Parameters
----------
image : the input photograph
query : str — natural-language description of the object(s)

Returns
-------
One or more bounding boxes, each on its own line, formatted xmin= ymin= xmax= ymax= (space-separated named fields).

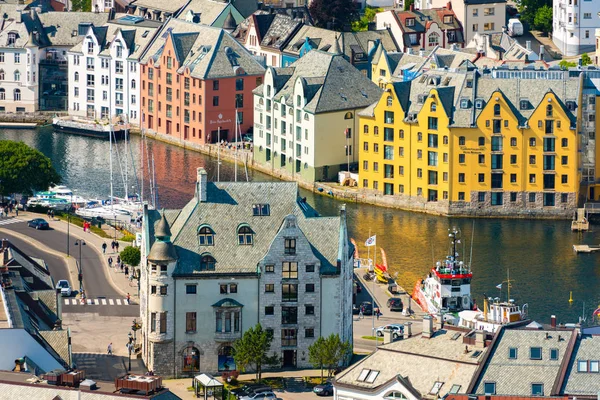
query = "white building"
xmin=416 ymin=0 xmax=506 ymax=44
xmin=67 ymin=15 xmax=161 ymax=125
xmin=553 ymin=0 xmax=599 ymax=56
xmin=139 ymin=168 xmax=354 ymax=377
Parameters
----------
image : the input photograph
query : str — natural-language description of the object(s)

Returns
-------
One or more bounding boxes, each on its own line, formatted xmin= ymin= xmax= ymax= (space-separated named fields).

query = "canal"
xmin=2 ymin=126 xmax=599 ymax=324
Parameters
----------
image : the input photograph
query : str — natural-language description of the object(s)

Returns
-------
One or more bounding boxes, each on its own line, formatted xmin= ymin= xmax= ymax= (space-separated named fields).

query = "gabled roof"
xmin=0 ymin=5 xmax=51 ymax=48
xmin=393 ymin=7 xmax=462 ymax=34
xmin=128 ymin=0 xmax=189 ymax=14
xmin=38 ymin=12 xmax=110 ymax=46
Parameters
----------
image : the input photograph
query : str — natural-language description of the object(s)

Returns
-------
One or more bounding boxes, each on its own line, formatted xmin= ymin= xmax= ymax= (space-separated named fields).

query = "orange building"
xmin=140 ymin=19 xmax=265 ymax=143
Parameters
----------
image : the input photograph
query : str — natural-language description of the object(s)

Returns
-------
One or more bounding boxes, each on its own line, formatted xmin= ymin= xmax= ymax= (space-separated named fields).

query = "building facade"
xmin=67 ymin=16 xmax=161 ymax=125
xmin=139 ymin=168 xmax=353 ymax=377
xmin=359 ymin=68 xmax=581 ymax=217
xmin=553 ymin=0 xmax=600 ymax=56
xmin=140 ymin=19 xmax=265 ymax=143
xmin=253 ymin=49 xmax=382 ymax=183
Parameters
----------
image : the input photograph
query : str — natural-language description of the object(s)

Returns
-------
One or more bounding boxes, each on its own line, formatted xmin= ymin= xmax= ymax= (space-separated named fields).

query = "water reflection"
xmin=1 ymin=127 xmax=598 ymax=323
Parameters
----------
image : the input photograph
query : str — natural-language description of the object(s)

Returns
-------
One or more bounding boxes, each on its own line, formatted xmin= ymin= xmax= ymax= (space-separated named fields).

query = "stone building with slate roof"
xmin=139 ymin=168 xmax=354 ymax=377
xmin=253 ymin=49 xmax=382 ymax=183
xmin=67 ymin=14 xmax=162 ymax=126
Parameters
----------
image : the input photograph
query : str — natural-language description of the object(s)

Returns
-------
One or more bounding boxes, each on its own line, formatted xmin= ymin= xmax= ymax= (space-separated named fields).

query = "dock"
xmin=573 ymin=244 xmax=600 ymax=253
xmin=571 ymin=208 xmax=589 ymax=232
xmin=0 ymin=122 xmax=37 ymax=129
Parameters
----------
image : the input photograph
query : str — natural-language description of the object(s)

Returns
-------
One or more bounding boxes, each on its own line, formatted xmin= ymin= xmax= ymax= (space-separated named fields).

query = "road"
xmin=3 ymin=219 xmax=138 ymax=317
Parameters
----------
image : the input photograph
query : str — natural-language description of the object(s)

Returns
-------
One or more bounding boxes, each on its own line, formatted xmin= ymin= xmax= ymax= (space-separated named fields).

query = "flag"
xmin=365 ymin=235 xmax=376 ymax=247
xmin=593 ymin=306 xmax=600 ymax=317
xmin=496 ymin=283 xmax=502 ymax=289
xmin=345 ymin=128 xmax=350 ymax=138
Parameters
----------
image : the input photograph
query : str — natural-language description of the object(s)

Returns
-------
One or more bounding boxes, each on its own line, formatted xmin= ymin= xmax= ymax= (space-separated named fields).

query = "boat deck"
xmin=573 ymin=244 xmax=600 ymax=253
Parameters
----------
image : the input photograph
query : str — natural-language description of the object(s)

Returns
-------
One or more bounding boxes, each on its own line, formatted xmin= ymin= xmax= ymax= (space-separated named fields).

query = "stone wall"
xmin=150 ymin=341 xmax=174 ymax=377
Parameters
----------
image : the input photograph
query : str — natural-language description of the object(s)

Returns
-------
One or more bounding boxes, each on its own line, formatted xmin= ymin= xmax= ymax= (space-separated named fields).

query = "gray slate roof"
xmin=562 ymin=334 xmax=600 ymax=396
xmin=146 ymin=180 xmax=346 ymax=277
xmin=38 ymin=12 xmax=110 ymax=46
xmin=141 ymin=18 xmax=265 ymax=79
xmin=128 ymin=0 xmax=190 ymax=13
xmin=255 ymin=50 xmax=383 ymax=114
xmin=0 ymin=5 xmax=50 ymax=48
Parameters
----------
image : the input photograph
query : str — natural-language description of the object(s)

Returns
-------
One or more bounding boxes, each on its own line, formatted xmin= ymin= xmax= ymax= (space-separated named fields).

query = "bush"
xmin=121 ymin=234 xmax=136 ymax=243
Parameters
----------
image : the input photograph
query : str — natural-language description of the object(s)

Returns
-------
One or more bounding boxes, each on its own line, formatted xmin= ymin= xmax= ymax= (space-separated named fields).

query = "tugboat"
xmin=412 ymin=228 xmax=473 ymax=315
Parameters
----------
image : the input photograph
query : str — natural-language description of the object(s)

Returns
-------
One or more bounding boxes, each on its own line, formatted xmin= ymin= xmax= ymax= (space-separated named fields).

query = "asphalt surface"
xmin=3 ymin=220 xmax=139 ymax=317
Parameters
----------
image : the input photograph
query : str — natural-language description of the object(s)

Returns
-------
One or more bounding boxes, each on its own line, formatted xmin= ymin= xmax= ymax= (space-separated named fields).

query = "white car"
xmin=239 ymin=391 xmax=277 ymax=400
xmin=375 ymin=324 xmax=404 ymax=338
xmin=56 ymin=280 xmax=72 ymax=297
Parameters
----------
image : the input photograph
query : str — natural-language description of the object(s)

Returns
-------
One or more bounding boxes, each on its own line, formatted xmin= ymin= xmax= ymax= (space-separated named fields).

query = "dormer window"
xmin=405 ymin=18 xmax=415 ymax=27
xmin=237 ymin=224 xmax=253 ymax=245
xmin=198 ymin=225 xmax=215 ymax=246
xmin=430 ymin=102 xmax=437 ymax=112
xmin=7 ymin=32 xmax=16 ymax=46
xmin=200 ymin=254 xmax=216 ymax=271
xmin=520 ymin=99 xmax=529 ymax=110
xmin=284 ymin=238 xmax=296 ymax=255
xmin=443 ymin=15 xmax=453 ymax=24
xmin=494 ymin=104 xmax=501 ymax=116
xmin=530 ymin=347 xmax=542 ymax=360
xmin=546 ymin=104 xmax=553 ymax=117
xmin=460 ymin=99 xmax=469 ymax=109
xmin=475 ymin=99 xmax=484 ymax=109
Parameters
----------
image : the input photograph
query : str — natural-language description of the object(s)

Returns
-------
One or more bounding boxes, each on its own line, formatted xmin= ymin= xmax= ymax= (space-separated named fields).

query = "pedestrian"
xmin=102 ymin=242 xmax=107 ymax=254
xmin=51 ymin=210 xmax=55 ymax=219
xmin=108 ymin=256 xmax=113 ymax=268
xmin=8 ymin=203 xmax=12 ymax=213
xmin=126 ymin=293 xmax=131 ymax=304
xmin=115 ymin=241 xmax=119 ymax=252
xmin=359 ymin=306 xmax=364 ymax=320
xmin=15 ymin=207 xmax=18 ymax=217
xmin=117 ymin=255 xmax=121 ymax=264
xmin=120 ymin=262 xmax=124 ymax=272
xmin=124 ymin=265 xmax=129 ymax=276
xmin=107 ymin=343 xmax=113 ymax=355
xmin=111 ymin=241 xmax=116 ymax=252
xmin=46 ymin=209 xmax=51 ymax=219
xmin=376 ymin=307 xmax=381 ymax=320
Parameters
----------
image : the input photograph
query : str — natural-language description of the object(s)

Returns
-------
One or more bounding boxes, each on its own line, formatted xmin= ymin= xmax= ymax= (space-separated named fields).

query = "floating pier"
xmin=573 ymin=244 xmax=600 ymax=253
xmin=571 ymin=208 xmax=589 ymax=232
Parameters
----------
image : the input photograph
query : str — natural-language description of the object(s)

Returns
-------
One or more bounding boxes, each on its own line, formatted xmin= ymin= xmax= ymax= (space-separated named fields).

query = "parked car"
xmin=231 ymin=385 xmax=272 ymax=399
xmin=375 ymin=323 xmax=404 ymax=338
xmin=386 ymin=297 xmax=403 ymax=312
xmin=508 ymin=18 xmax=524 ymax=37
xmin=56 ymin=280 xmax=72 ymax=297
xmin=313 ymin=381 xmax=333 ymax=396
xmin=239 ymin=391 xmax=277 ymax=400
xmin=28 ymin=218 xmax=49 ymax=230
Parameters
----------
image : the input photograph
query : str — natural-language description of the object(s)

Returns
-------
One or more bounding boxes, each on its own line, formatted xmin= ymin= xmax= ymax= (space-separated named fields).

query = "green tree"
xmin=308 ymin=334 xmax=352 ymax=381
xmin=120 ymin=246 xmax=141 ymax=266
xmin=533 ymin=5 xmax=552 ymax=34
xmin=309 ymin=0 xmax=357 ymax=31
xmin=404 ymin=0 xmax=414 ymax=11
xmin=519 ymin=0 xmax=550 ymax=26
xmin=233 ymin=324 xmax=279 ymax=381
xmin=351 ymin=7 xmax=383 ymax=32
xmin=0 ymin=140 xmax=60 ymax=196
xmin=581 ymin=53 xmax=592 ymax=66
xmin=559 ymin=60 xmax=577 ymax=70
xmin=70 ymin=0 xmax=91 ymax=11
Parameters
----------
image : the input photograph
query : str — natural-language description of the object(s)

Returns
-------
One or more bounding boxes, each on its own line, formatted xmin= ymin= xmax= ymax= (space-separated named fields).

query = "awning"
xmin=194 ymin=373 xmax=223 ymax=388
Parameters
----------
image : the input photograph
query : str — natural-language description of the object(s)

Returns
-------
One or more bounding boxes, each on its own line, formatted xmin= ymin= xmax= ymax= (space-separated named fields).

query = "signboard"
xmin=136 ymin=232 xmax=142 ymax=247
xmin=208 ymin=113 xmax=232 ymax=126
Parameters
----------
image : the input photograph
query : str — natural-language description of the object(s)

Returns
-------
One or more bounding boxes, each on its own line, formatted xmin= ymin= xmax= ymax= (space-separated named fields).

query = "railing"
xmin=584 ymin=203 xmax=600 ymax=213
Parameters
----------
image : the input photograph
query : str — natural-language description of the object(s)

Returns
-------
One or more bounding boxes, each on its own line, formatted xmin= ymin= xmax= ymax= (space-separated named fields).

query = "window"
xmin=159 ymin=285 xmax=167 ymax=295
xmin=229 ymin=283 xmax=237 ymax=294
xmin=562 ymin=156 xmax=568 ymax=165
xmin=511 ymin=137 xmax=517 ymax=146
xmin=265 ymin=264 xmax=274 ymax=273
xmin=159 ymin=312 xmax=167 ymax=333
xmin=213 ymin=80 xmax=219 ymax=90
xmin=479 ymin=154 xmax=485 ymax=164
xmin=220 ymin=284 xmax=228 ymax=294
xmin=531 ymin=384 xmax=544 ymax=396
xmin=530 ymin=155 xmax=536 ymax=165
xmin=484 ymin=382 xmax=496 ymax=395
xmin=509 ymin=348 xmax=518 ymax=359
xmin=306 ymin=283 xmax=315 ymax=292
xmin=282 ymin=284 xmax=298 ymax=301
xmin=530 ymin=347 xmax=542 ymax=360
xmin=186 ymin=285 xmax=197 ymax=294
xmin=253 ymin=204 xmax=270 ymax=216
xmin=511 ymin=174 xmax=517 ymax=183
xmin=235 ymin=78 xmax=244 ymax=91
xmin=13 ymin=88 xmax=20 ymax=101
xmin=282 ymin=328 xmax=297 ymax=346
xmin=562 ymin=138 xmax=568 ymax=147
xmin=198 ymin=226 xmax=215 ymax=245
xmin=511 ymin=155 xmax=517 ymax=164
xmin=529 ymin=193 xmax=536 ymax=202
xmin=484 ymin=22 xmax=495 ymax=31
xmin=150 ymin=312 xmax=156 ymax=332
xmin=478 ymin=174 xmax=485 ymax=183
xmin=550 ymin=349 xmax=559 ymax=360
xmin=283 ymin=262 xmax=298 ymax=279
xmin=305 ymin=328 xmax=314 ymax=338
xmin=284 ymin=238 xmax=296 ymax=254
xmin=265 ymin=306 xmax=274 ymax=315
xmin=213 ymin=96 xmax=219 ymax=106
xmin=578 ymin=360 xmax=588 ymax=372
xmin=238 ymin=225 xmax=253 ymax=245
xmin=459 ymin=154 xmax=465 ymax=163
xmin=428 ymin=117 xmax=438 ymax=130
xmin=459 ymin=136 xmax=465 ymax=145
xmin=591 ymin=361 xmax=600 ymax=372
xmin=305 ymin=305 xmax=315 ymax=315
xmin=265 ymin=284 xmax=274 ymax=293
xmin=186 ymin=312 xmax=196 ymax=332
xmin=458 ymin=173 xmax=465 ymax=183
xmin=530 ymin=138 xmax=536 ymax=147
xmin=200 ymin=255 xmax=216 ymax=271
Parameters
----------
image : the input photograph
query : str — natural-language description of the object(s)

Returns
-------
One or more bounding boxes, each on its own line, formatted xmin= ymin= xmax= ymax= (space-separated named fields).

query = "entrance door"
xmin=283 ymin=350 xmax=296 ymax=367
xmin=591 ymin=187 xmax=595 ymax=200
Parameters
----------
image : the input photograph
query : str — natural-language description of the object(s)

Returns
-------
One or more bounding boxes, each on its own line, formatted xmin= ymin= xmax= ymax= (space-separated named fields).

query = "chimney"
xmin=539 ymin=45 xmax=545 ymax=57
xmin=451 ymin=43 xmax=458 ymax=51
xmin=16 ymin=9 xmax=22 ymax=23
xmin=29 ymin=8 xmax=35 ymax=19
xmin=551 ymin=315 xmax=556 ymax=328
xmin=406 ymin=47 xmax=413 ymax=55
xmin=56 ymin=288 xmax=62 ymax=325
xmin=197 ymin=167 xmax=207 ymax=202
xmin=475 ymin=330 xmax=485 ymax=348
xmin=419 ymin=48 xmax=425 ymax=57
xmin=526 ymin=40 xmax=531 ymax=51
xmin=409 ymin=3 xmax=414 ymax=11
xmin=383 ymin=328 xmax=394 ymax=344
xmin=422 ymin=315 xmax=433 ymax=339
xmin=446 ymin=1 xmax=452 ymax=10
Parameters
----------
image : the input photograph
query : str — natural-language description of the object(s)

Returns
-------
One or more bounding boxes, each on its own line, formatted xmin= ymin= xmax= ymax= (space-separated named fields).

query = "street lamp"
xmin=67 ymin=189 xmax=77 ymax=258
xmin=74 ymin=239 xmax=85 ymax=294
xmin=127 ymin=332 xmax=133 ymax=372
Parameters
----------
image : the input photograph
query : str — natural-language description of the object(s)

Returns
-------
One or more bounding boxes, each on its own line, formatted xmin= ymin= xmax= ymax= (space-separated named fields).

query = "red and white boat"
xmin=412 ymin=228 xmax=473 ymax=316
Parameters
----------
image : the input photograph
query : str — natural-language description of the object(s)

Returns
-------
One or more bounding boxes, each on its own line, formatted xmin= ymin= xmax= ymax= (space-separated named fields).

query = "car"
xmin=242 ymin=134 xmax=253 ymax=143
xmin=375 ymin=323 xmax=404 ymax=339
xmin=238 ymin=391 xmax=276 ymax=400
xmin=28 ymin=218 xmax=49 ymax=230
xmin=387 ymin=297 xmax=403 ymax=312
xmin=231 ymin=385 xmax=272 ymax=399
xmin=313 ymin=381 xmax=333 ymax=396
xmin=56 ymin=280 xmax=72 ymax=297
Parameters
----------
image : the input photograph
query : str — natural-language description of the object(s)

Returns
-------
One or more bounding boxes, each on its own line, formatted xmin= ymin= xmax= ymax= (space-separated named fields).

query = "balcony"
xmin=214 ymin=330 xmax=242 ymax=342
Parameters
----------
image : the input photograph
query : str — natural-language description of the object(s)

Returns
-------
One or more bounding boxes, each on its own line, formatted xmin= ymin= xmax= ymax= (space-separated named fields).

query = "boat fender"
xmin=462 ymin=295 xmax=470 ymax=309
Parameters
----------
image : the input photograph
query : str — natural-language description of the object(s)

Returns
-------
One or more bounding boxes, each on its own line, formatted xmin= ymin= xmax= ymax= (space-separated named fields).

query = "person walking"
xmin=117 ymin=255 xmax=121 ymax=265
xmin=102 ymin=242 xmax=107 ymax=254
xmin=126 ymin=293 xmax=131 ymax=305
xmin=115 ymin=241 xmax=119 ymax=252
xmin=376 ymin=307 xmax=381 ymax=320
xmin=359 ymin=305 xmax=364 ymax=320
xmin=120 ymin=262 xmax=124 ymax=272
xmin=111 ymin=241 xmax=116 ymax=252
xmin=108 ymin=256 xmax=113 ymax=268
xmin=107 ymin=343 xmax=113 ymax=356
xmin=124 ymin=265 xmax=129 ymax=276
xmin=15 ymin=207 xmax=18 ymax=217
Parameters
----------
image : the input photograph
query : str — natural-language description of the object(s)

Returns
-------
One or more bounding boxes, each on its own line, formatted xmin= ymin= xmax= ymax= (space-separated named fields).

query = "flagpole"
xmin=367 ymin=229 xmax=371 ymax=271
xmin=372 ymin=235 xmax=377 ymax=339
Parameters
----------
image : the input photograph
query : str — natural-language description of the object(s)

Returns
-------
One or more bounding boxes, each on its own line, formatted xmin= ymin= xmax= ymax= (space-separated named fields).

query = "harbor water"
xmin=2 ymin=126 xmax=599 ymax=324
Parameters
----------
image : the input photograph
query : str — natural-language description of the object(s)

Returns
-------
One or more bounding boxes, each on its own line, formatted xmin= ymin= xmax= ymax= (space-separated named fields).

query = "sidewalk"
xmin=18 ymin=211 xmax=138 ymax=300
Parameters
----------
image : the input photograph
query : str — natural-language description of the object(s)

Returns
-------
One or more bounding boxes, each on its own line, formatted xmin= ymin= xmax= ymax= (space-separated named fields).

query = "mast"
xmin=152 ymin=153 xmax=158 ymax=209
xmin=234 ymin=111 xmax=238 ymax=182
xmin=140 ymin=113 xmax=144 ymax=204
xmin=110 ymin=124 xmax=114 ymax=212
xmin=217 ymin=126 xmax=221 ymax=182
xmin=507 ymin=270 xmax=511 ymax=303
xmin=125 ymin=120 xmax=128 ymax=203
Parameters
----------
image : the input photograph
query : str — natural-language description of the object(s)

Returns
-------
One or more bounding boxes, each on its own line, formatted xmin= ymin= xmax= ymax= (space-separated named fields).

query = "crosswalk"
xmin=63 ymin=298 xmax=133 ymax=306
xmin=0 ymin=217 xmax=24 ymax=226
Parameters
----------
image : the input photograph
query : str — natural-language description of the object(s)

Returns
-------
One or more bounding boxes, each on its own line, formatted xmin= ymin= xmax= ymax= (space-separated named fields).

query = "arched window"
xmin=198 ymin=225 xmax=214 ymax=246
xmin=0 ymin=88 xmax=5 ymax=100
xmin=363 ymin=125 xmax=369 ymax=134
xmin=430 ymin=102 xmax=437 ymax=112
xmin=386 ymin=96 xmax=392 ymax=107
xmin=237 ymin=224 xmax=253 ymax=245
xmin=200 ymin=255 xmax=216 ymax=271
xmin=374 ymin=126 xmax=379 ymax=136
xmin=182 ymin=346 xmax=200 ymax=372
xmin=13 ymin=88 xmax=20 ymax=101
xmin=0 ymin=70 xmax=4 ymax=80
xmin=384 ymin=391 xmax=407 ymax=399
xmin=131 ymin=79 xmax=136 ymax=89
xmin=344 ymin=111 xmax=353 ymax=119
xmin=14 ymin=70 xmax=20 ymax=81
xmin=74 ymin=71 xmax=79 ymax=82
xmin=546 ymin=104 xmax=553 ymax=117
xmin=494 ymin=103 xmax=501 ymax=116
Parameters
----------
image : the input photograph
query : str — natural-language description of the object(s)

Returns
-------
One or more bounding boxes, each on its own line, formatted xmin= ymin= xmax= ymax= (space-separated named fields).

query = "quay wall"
xmin=132 ymin=130 xmax=576 ymax=220
xmin=0 ymin=111 xmax=67 ymax=125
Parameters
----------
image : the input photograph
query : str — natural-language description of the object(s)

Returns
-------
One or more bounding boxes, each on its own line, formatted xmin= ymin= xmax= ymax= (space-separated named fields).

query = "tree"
xmin=581 ymin=53 xmax=592 ymax=66
xmin=309 ymin=0 xmax=357 ymax=31
xmin=308 ymin=334 xmax=352 ymax=381
xmin=70 ymin=0 xmax=91 ymax=11
xmin=233 ymin=324 xmax=279 ymax=381
xmin=351 ymin=7 xmax=383 ymax=32
xmin=120 ymin=246 xmax=141 ymax=267
xmin=532 ymin=5 xmax=552 ymax=34
xmin=0 ymin=140 xmax=60 ymax=196
xmin=519 ymin=0 xmax=551 ymax=26
xmin=404 ymin=0 xmax=414 ymax=11
xmin=559 ymin=60 xmax=577 ymax=70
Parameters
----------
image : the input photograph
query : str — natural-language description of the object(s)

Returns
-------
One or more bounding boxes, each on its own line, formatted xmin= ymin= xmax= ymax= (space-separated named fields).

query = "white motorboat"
xmin=49 ymin=186 xmax=89 ymax=206
xmin=26 ymin=197 xmax=70 ymax=211
xmin=75 ymin=205 xmax=132 ymax=223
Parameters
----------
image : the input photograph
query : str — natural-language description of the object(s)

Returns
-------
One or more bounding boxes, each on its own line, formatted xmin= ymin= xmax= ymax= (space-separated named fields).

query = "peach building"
xmin=140 ymin=19 xmax=265 ymax=144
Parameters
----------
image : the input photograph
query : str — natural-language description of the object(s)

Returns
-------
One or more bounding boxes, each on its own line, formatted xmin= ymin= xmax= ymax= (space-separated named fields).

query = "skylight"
xmin=365 ymin=370 xmax=380 ymax=384
xmin=357 ymin=369 xmax=370 ymax=382
xmin=429 ymin=381 xmax=444 ymax=395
